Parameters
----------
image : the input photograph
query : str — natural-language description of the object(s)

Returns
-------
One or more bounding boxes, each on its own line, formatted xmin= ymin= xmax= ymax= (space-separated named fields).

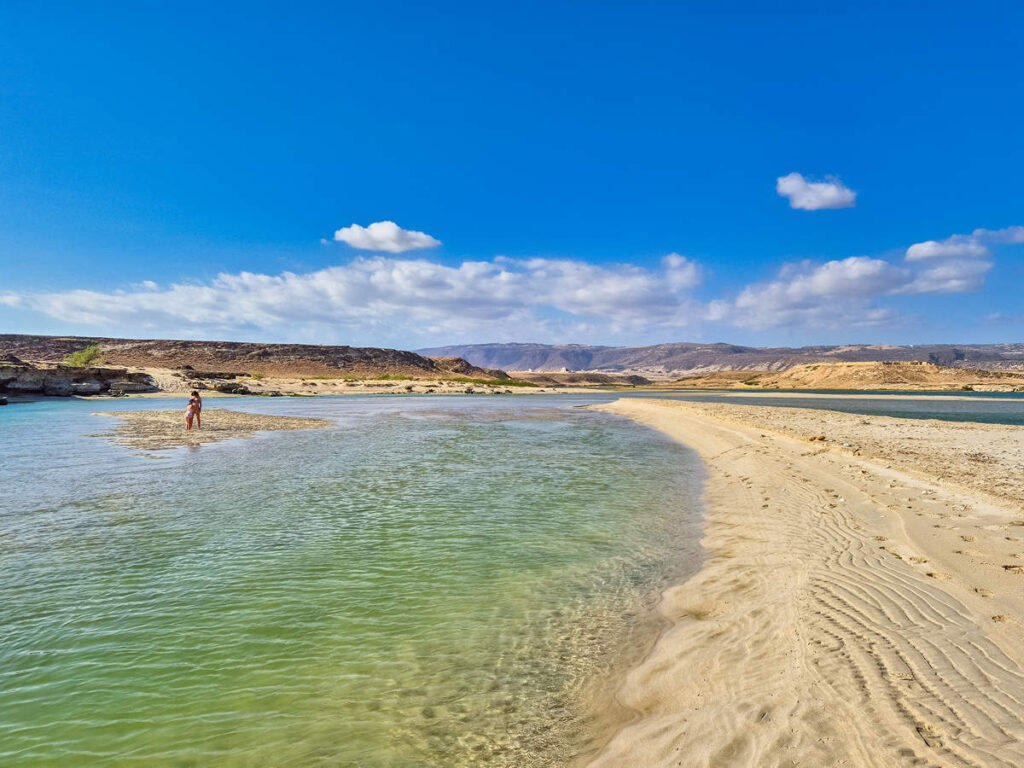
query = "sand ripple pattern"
xmin=589 ymin=400 xmax=1024 ymax=768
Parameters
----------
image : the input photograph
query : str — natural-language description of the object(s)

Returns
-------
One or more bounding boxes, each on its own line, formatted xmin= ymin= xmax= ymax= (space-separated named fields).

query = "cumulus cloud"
xmin=979 ymin=225 xmax=1024 ymax=244
xmin=905 ymin=259 xmax=992 ymax=294
xmin=707 ymin=224 xmax=1020 ymax=329
xmin=662 ymin=253 xmax=702 ymax=291
xmin=898 ymin=225 xmax=1024 ymax=293
xmin=708 ymin=257 xmax=907 ymax=329
xmin=6 ymin=222 xmax=1019 ymax=341
xmin=333 ymin=221 xmax=441 ymax=253
xmin=6 ymin=254 xmax=703 ymax=344
xmin=905 ymin=225 xmax=1024 ymax=261
xmin=906 ymin=236 xmax=988 ymax=261
xmin=776 ymin=172 xmax=857 ymax=210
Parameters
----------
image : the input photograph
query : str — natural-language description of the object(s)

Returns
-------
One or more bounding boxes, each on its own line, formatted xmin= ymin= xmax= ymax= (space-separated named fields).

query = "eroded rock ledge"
xmin=0 ymin=355 xmax=156 ymax=396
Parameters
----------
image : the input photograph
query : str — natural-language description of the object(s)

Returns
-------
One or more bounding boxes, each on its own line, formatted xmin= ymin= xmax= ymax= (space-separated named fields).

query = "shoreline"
xmin=584 ymin=399 xmax=1024 ymax=768
xmin=637 ymin=388 xmax=1024 ymax=402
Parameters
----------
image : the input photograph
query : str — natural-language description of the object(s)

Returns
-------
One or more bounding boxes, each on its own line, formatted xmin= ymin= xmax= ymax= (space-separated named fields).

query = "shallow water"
xmin=0 ymin=395 xmax=702 ymax=767
xmin=632 ymin=389 xmax=1024 ymax=426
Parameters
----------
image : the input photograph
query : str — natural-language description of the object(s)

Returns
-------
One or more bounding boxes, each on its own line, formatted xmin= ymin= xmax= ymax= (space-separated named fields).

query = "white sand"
xmin=584 ymin=399 xmax=1024 ymax=768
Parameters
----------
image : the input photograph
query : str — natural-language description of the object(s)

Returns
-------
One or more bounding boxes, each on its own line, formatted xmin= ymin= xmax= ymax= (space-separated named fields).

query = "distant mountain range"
xmin=416 ymin=342 xmax=1024 ymax=375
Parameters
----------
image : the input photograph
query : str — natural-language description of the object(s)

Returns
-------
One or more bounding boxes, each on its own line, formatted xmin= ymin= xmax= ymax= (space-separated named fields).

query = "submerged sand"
xmin=94 ymin=408 xmax=332 ymax=451
xmin=585 ymin=399 xmax=1024 ymax=768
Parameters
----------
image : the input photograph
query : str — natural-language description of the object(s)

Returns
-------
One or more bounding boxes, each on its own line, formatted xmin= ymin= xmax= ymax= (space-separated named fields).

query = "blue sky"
xmin=1 ymin=1 xmax=1022 ymax=348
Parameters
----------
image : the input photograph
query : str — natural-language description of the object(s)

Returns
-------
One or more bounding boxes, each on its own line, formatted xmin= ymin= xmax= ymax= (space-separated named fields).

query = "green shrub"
xmin=62 ymin=344 xmax=102 ymax=367
xmin=448 ymin=377 xmax=538 ymax=387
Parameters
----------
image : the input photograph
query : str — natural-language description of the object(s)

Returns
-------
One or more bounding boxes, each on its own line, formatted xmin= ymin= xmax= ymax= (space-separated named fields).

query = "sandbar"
xmin=94 ymin=408 xmax=332 ymax=451
xmin=585 ymin=398 xmax=1024 ymax=768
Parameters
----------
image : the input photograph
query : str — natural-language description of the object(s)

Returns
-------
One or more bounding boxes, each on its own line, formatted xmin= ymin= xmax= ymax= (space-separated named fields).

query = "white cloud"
xmin=905 ymin=236 xmax=989 ymax=261
xmin=662 ymin=253 xmax=702 ymax=291
xmin=6 ymin=222 xmax=1019 ymax=341
xmin=6 ymin=254 xmax=702 ymax=345
xmin=706 ymin=221 xmax=1022 ymax=329
xmin=974 ymin=225 xmax=1024 ymax=244
xmin=709 ymin=257 xmax=907 ymax=329
xmin=906 ymin=225 xmax=1024 ymax=261
xmin=333 ymin=221 xmax=441 ymax=253
xmin=905 ymin=259 xmax=992 ymax=294
xmin=776 ymin=172 xmax=857 ymax=210
xmin=899 ymin=226 xmax=1023 ymax=293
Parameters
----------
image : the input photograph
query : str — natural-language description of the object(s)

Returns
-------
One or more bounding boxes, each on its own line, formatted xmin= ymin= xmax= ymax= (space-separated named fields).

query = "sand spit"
xmin=657 ymin=399 xmax=1024 ymax=509
xmin=585 ymin=399 xmax=1024 ymax=768
xmin=674 ymin=361 xmax=1024 ymax=391
xmin=664 ymin=390 xmax=1019 ymax=403
xmin=94 ymin=408 xmax=332 ymax=451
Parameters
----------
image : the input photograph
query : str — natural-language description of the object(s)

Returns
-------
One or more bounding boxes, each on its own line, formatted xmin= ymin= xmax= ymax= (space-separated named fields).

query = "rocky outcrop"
xmin=427 ymin=356 xmax=511 ymax=380
xmin=0 ymin=335 xmax=511 ymax=381
xmin=0 ymin=360 xmax=157 ymax=397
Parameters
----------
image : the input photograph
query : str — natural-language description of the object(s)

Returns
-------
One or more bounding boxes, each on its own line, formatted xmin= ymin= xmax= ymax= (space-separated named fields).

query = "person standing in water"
xmin=185 ymin=390 xmax=202 ymax=430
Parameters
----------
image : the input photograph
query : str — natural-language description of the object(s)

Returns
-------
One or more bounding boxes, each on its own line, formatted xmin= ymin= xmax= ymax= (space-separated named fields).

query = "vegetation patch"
xmin=448 ymin=376 xmax=537 ymax=387
xmin=62 ymin=344 xmax=102 ymax=367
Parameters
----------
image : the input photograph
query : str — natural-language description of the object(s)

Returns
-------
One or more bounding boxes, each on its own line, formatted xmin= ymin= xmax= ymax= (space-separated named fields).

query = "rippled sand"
xmin=587 ymin=399 xmax=1024 ymax=768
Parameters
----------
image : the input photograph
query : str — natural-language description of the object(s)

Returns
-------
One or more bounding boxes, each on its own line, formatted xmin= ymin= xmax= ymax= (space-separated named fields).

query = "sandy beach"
xmin=586 ymin=398 xmax=1024 ymax=768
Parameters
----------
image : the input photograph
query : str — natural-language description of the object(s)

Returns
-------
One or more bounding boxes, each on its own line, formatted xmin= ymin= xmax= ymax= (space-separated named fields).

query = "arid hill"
xmin=674 ymin=361 xmax=1024 ymax=391
xmin=511 ymin=371 xmax=651 ymax=386
xmin=418 ymin=341 xmax=1024 ymax=375
xmin=0 ymin=334 xmax=510 ymax=380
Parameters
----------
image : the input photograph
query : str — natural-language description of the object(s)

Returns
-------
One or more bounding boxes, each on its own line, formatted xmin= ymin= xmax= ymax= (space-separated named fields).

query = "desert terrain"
xmin=672 ymin=361 xmax=1024 ymax=391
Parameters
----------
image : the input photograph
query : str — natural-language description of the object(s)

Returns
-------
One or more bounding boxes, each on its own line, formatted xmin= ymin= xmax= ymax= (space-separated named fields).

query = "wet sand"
xmin=94 ymin=408 xmax=332 ymax=451
xmin=586 ymin=398 xmax=1024 ymax=768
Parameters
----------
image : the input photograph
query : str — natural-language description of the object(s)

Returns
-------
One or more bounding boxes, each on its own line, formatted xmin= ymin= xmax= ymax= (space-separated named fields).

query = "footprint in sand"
xmin=1001 ymin=565 xmax=1024 ymax=575
xmin=961 ymin=535 xmax=976 ymax=542
xmin=974 ymin=587 xmax=995 ymax=598
xmin=927 ymin=572 xmax=952 ymax=580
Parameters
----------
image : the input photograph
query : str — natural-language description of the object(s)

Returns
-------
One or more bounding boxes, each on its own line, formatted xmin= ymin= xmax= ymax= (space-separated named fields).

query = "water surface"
xmin=0 ymin=395 xmax=702 ymax=767
xmin=632 ymin=389 xmax=1024 ymax=426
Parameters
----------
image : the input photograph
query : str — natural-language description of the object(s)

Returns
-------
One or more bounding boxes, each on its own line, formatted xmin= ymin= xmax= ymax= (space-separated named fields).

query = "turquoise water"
xmin=0 ymin=396 xmax=702 ymax=767
xmin=634 ymin=390 xmax=1024 ymax=426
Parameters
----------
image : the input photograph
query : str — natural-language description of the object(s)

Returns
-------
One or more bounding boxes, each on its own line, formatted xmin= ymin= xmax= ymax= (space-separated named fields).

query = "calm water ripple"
xmin=1 ymin=395 xmax=702 ymax=767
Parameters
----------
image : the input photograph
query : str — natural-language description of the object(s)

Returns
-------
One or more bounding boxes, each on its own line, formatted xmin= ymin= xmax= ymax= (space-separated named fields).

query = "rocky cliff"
xmin=0 ymin=355 xmax=157 ymax=396
xmin=0 ymin=335 xmax=510 ymax=381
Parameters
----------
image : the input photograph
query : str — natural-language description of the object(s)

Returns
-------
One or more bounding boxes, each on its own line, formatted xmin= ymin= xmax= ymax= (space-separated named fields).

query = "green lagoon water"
xmin=0 ymin=395 xmax=702 ymax=767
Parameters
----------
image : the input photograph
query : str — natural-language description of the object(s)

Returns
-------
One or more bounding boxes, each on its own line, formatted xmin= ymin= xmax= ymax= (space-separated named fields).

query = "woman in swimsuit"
xmin=185 ymin=390 xmax=202 ymax=430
